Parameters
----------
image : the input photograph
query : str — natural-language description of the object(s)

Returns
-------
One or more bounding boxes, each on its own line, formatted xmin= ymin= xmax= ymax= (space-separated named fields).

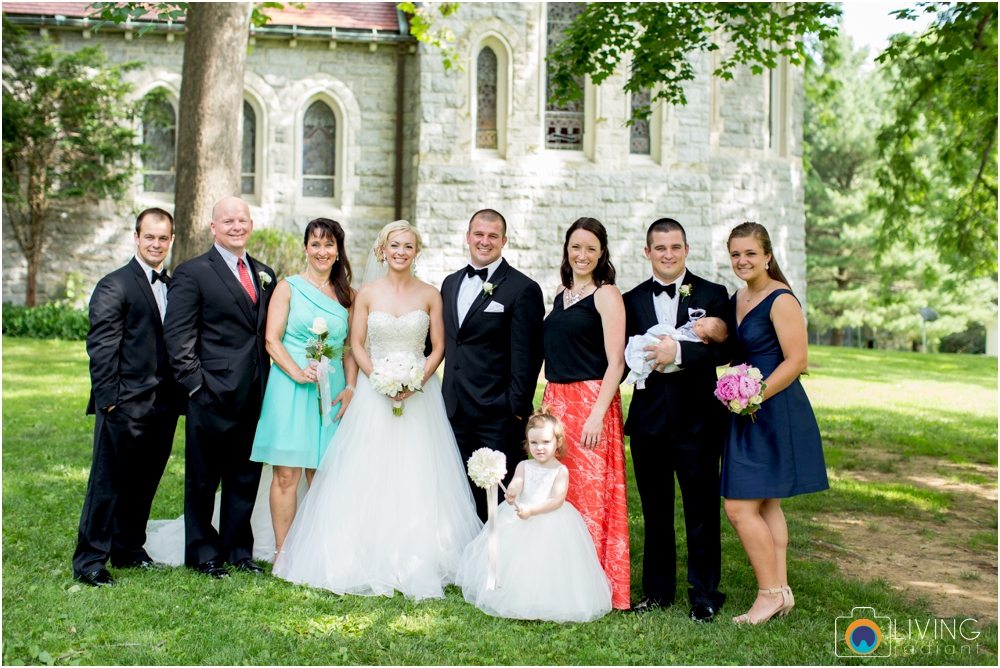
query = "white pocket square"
xmin=485 ymin=301 xmax=505 ymax=313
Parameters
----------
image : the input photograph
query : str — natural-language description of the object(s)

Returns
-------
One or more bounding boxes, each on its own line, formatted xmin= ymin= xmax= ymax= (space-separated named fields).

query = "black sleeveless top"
xmin=543 ymin=291 xmax=608 ymax=383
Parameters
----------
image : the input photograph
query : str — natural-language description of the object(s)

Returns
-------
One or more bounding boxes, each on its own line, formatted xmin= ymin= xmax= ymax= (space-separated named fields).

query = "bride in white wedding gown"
xmin=271 ymin=221 xmax=482 ymax=599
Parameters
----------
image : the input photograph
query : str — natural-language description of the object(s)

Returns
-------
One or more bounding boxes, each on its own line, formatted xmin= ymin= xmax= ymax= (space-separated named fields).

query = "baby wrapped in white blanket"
xmin=624 ymin=309 xmax=729 ymax=389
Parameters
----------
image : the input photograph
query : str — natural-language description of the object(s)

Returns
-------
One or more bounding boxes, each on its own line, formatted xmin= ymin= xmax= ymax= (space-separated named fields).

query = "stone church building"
xmin=2 ymin=2 xmax=806 ymax=306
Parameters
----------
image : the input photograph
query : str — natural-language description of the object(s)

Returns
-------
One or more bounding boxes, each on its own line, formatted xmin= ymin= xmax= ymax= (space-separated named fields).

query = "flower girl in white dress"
xmin=456 ymin=408 xmax=612 ymax=622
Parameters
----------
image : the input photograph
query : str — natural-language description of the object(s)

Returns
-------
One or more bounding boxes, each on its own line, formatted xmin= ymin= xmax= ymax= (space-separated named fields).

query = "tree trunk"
xmin=829 ymin=328 xmax=845 ymax=347
xmin=25 ymin=253 xmax=40 ymax=307
xmin=170 ymin=2 xmax=253 ymax=267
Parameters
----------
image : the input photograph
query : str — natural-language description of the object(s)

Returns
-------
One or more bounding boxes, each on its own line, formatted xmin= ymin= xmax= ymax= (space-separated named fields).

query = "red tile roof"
xmin=1 ymin=2 xmax=403 ymax=32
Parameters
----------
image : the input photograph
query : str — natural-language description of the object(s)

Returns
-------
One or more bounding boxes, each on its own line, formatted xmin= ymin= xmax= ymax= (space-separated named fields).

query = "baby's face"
xmin=693 ymin=319 xmax=711 ymax=342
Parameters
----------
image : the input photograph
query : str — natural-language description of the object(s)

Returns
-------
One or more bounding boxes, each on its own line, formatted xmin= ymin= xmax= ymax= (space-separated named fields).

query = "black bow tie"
xmin=652 ymin=282 xmax=676 ymax=299
xmin=151 ymin=270 xmax=170 ymax=286
xmin=466 ymin=266 xmax=488 ymax=280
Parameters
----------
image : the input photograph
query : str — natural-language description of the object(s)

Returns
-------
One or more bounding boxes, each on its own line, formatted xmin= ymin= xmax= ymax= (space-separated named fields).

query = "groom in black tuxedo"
xmin=623 ymin=218 xmax=732 ymax=622
xmin=164 ymin=197 xmax=275 ymax=578
xmin=74 ymin=208 xmax=184 ymax=586
xmin=441 ymin=209 xmax=544 ymax=521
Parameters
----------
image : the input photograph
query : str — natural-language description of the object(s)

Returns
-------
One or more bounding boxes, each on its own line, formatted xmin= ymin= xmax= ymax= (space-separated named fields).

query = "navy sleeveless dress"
xmin=720 ymin=289 xmax=829 ymax=499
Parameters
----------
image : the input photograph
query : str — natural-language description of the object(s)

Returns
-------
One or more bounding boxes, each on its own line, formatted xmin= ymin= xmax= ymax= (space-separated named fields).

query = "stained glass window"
xmin=141 ymin=96 xmax=175 ymax=193
xmin=241 ymin=100 xmax=256 ymax=195
xmin=303 ymin=101 xmax=336 ymax=197
xmin=545 ymin=2 xmax=585 ymax=150
xmin=476 ymin=47 xmax=498 ymax=150
xmin=630 ymin=88 xmax=651 ymax=155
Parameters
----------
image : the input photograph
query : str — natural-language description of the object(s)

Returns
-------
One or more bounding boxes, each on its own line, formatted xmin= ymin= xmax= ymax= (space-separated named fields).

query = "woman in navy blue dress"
xmin=722 ymin=222 xmax=828 ymax=625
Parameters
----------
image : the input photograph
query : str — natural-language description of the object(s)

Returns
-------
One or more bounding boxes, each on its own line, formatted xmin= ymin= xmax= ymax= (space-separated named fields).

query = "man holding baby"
xmin=623 ymin=218 xmax=733 ymax=622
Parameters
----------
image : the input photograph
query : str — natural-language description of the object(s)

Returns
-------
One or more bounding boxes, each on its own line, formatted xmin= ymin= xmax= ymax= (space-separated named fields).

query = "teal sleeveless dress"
xmin=251 ymin=275 xmax=349 ymax=469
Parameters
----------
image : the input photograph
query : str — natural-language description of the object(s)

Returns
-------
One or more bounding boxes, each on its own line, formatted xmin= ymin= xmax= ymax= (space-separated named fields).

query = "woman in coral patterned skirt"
xmin=541 ymin=217 xmax=630 ymax=610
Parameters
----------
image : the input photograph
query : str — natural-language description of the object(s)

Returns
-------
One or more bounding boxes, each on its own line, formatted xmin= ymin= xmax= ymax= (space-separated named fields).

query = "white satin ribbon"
xmin=486 ymin=482 xmax=499 ymax=590
xmin=315 ymin=355 xmax=333 ymax=426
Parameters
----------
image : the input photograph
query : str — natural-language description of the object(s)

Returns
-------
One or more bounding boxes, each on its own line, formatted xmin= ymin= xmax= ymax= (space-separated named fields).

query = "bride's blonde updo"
xmin=373 ymin=220 xmax=423 ymax=263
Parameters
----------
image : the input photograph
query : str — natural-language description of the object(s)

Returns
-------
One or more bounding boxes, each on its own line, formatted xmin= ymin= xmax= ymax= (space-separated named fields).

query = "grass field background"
xmin=2 ymin=337 xmax=996 ymax=665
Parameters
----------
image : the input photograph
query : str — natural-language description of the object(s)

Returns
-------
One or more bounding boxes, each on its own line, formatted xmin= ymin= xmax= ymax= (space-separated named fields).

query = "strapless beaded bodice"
xmin=519 ymin=462 xmax=563 ymax=507
xmin=367 ymin=310 xmax=430 ymax=360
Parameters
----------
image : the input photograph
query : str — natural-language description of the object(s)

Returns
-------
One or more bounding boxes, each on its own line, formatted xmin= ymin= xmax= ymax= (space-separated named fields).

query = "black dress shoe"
xmin=195 ymin=560 xmax=229 ymax=579
xmin=690 ymin=602 xmax=716 ymax=623
xmin=630 ymin=596 xmax=670 ymax=614
xmin=229 ymin=558 xmax=263 ymax=574
xmin=77 ymin=568 xmax=115 ymax=587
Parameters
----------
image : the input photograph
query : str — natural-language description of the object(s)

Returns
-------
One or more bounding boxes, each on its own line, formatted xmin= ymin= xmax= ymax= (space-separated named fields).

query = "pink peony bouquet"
xmin=715 ymin=364 xmax=767 ymax=421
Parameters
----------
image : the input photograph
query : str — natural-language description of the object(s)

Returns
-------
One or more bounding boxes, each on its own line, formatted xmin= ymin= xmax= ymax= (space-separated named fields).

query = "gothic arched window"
xmin=302 ymin=100 xmax=336 ymax=197
xmin=630 ymin=88 xmax=651 ymax=155
xmin=476 ymin=46 xmax=498 ymax=149
xmin=241 ymin=100 xmax=256 ymax=195
xmin=141 ymin=94 xmax=176 ymax=193
xmin=545 ymin=2 xmax=585 ymax=150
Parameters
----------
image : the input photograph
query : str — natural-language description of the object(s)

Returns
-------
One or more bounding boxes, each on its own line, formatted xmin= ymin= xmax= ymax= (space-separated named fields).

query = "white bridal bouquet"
xmin=369 ymin=351 xmax=424 ymax=416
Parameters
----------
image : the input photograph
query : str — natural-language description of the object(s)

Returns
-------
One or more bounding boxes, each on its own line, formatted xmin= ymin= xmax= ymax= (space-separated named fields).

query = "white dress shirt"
xmin=214 ymin=242 xmax=257 ymax=298
xmin=135 ymin=255 xmax=168 ymax=322
xmin=652 ymin=269 xmax=686 ymax=367
xmin=457 ymin=256 xmax=504 ymax=326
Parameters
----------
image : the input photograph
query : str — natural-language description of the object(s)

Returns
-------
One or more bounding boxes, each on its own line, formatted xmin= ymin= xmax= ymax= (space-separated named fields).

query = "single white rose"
xmin=308 ymin=317 xmax=328 ymax=336
xmin=747 ymin=367 xmax=763 ymax=379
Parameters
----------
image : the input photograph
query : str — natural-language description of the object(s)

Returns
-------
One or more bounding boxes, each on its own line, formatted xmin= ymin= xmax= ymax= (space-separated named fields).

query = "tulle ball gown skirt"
xmin=272 ymin=373 xmax=483 ymax=600
xmin=456 ymin=502 xmax=613 ymax=623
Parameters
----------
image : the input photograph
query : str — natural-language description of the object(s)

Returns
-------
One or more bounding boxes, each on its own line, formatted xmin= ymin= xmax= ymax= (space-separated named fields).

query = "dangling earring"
xmin=766 ymin=262 xmax=770 ymax=270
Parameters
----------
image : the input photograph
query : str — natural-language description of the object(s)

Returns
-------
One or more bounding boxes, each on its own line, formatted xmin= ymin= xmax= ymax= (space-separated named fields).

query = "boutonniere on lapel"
xmin=481 ymin=278 xmax=502 ymax=300
xmin=259 ymin=271 xmax=272 ymax=290
xmin=678 ymin=283 xmax=693 ymax=299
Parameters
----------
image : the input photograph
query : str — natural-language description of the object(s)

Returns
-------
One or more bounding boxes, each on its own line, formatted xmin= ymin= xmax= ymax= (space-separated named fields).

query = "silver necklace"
xmin=564 ymin=280 xmax=592 ymax=307
xmin=305 ymin=274 xmax=330 ymax=290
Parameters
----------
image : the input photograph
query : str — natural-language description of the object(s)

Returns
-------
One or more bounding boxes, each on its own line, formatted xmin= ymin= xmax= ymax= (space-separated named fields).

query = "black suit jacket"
xmin=441 ymin=258 xmax=544 ymax=420
xmin=86 ymin=258 xmax=183 ymax=418
xmin=163 ymin=246 xmax=274 ymax=417
xmin=623 ymin=271 xmax=733 ymax=438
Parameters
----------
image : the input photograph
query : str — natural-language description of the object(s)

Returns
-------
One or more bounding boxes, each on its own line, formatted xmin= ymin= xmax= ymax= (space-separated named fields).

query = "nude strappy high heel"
xmin=732 ymin=587 xmax=786 ymax=625
xmin=779 ymin=585 xmax=795 ymax=616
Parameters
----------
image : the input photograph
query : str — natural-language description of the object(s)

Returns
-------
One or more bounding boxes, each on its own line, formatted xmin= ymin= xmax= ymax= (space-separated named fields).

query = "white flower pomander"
xmin=466 ymin=448 xmax=507 ymax=489
xmin=308 ymin=317 xmax=329 ymax=336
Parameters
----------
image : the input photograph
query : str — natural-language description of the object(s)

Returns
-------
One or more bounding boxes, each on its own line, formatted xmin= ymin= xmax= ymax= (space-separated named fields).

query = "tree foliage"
xmin=2 ymin=18 xmax=142 ymax=306
xmin=804 ymin=30 xmax=885 ymax=344
xmin=804 ymin=26 xmax=997 ymax=351
xmin=398 ymin=2 xmax=462 ymax=71
xmin=547 ymin=2 xmax=840 ymax=121
xmin=873 ymin=2 xmax=998 ymax=278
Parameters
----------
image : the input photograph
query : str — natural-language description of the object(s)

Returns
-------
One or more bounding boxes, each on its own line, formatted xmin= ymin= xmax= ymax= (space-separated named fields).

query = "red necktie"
xmin=237 ymin=258 xmax=257 ymax=304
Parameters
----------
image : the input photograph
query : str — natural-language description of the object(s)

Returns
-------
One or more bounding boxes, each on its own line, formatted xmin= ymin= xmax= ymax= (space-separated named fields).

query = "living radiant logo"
xmin=835 ymin=607 xmax=981 ymax=658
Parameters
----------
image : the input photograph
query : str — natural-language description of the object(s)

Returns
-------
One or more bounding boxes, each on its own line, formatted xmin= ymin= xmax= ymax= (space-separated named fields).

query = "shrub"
xmin=1 ymin=303 xmax=89 ymax=340
xmin=246 ymin=228 xmax=303 ymax=281
xmin=939 ymin=323 xmax=987 ymax=354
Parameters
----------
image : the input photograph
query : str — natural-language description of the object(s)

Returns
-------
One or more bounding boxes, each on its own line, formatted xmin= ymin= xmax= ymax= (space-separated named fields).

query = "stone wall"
xmin=408 ymin=2 xmax=806 ymax=307
xmin=2 ymin=28 xmax=413 ymax=304
xmin=3 ymin=3 xmax=806 ymax=309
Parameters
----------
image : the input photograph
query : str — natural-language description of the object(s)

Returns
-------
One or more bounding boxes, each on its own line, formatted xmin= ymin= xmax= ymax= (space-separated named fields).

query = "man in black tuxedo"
xmin=441 ymin=209 xmax=544 ymax=521
xmin=73 ymin=208 xmax=183 ymax=587
xmin=623 ymin=218 xmax=732 ymax=622
xmin=164 ymin=197 xmax=275 ymax=578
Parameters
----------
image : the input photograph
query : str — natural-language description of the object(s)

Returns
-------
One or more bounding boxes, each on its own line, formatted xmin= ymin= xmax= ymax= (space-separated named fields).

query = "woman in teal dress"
xmin=251 ymin=218 xmax=358 ymax=557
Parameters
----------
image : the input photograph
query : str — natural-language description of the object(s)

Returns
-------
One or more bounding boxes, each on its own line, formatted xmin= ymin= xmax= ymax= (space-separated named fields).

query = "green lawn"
xmin=2 ymin=338 xmax=997 ymax=665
